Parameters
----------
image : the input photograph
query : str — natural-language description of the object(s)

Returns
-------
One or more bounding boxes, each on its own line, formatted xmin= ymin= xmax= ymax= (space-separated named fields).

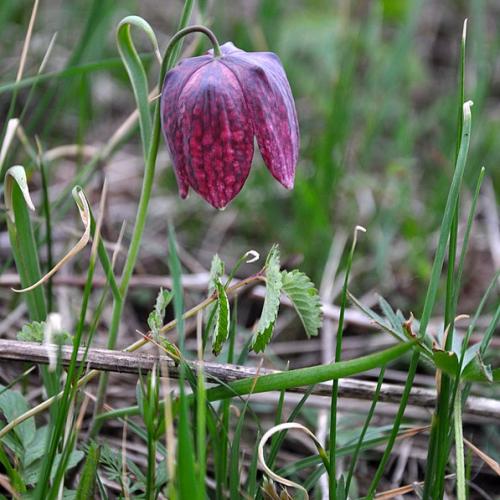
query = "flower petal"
xmin=161 ymin=55 xmax=212 ymax=198
xmin=177 ymin=60 xmax=254 ymax=209
xmin=222 ymin=51 xmax=299 ymax=189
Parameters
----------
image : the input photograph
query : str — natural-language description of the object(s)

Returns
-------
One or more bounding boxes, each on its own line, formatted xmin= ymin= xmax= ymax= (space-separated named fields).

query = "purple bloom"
xmin=160 ymin=42 xmax=299 ymax=209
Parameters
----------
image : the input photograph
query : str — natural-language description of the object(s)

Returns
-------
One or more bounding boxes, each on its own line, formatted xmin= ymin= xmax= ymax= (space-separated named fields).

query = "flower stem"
xmin=165 ymin=25 xmax=222 ymax=62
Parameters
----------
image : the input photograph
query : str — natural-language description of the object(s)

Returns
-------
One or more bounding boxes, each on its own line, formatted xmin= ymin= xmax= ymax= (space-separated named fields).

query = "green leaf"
xmin=461 ymin=343 xmax=481 ymax=373
xmin=208 ymin=254 xmax=225 ymax=295
xmin=206 ymin=253 xmax=225 ymax=347
xmin=23 ymin=450 xmax=84 ymax=485
xmin=4 ymin=166 xmax=47 ymax=321
xmin=116 ymin=16 xmax=160 ymax=159
xmin=462 ymin=354 xmax=496 ymax=383
xmin=251 ymin=245 xmax=282 ymax=353
xmin=0 ymin=385 xmax=36 ymax=456
xmin=433 ymin=349 xmax=459 ymax=376
xmin=76 ymin=442 xmax=100 ymax=500
xmin=281 ymin=270 xmax=322 ymax=338
xmin=136 ymin=379 xmax=146 ymax=418
xmin=212 ymin=278 xmax=230 ymax=356
xmin=349 ymin=293 xmax=405 ymax=341
xmin=4 ymin=165 xmax=35 ymax=223
xmin=22 ymin=426 xmax=48 ymax=468
xmin=147 ymin=288 xmax=173 ymax=337
xmin=16 ymin=320 xmax=72 ymax=344
xmin=17 ymin=321 xmax=45 ymax=342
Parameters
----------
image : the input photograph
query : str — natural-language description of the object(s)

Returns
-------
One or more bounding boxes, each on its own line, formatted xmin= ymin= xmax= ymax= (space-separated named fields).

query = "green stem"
xmin=329 ymin=229 xmax=362 ymax=498
xmin=454 ymin=388 xmax=466 ymax=500
xmin=97 ymin=342 xmax=415 ymax=422
xmin=344 ymin=365 xmax=386 ymax=495
xmin=366 ymin=349 xmax=420 ymax=498
xmin=206 ymin=342 xmax=412 ymax=402
xmin=167 ymin=25 xmax=222 ymax=61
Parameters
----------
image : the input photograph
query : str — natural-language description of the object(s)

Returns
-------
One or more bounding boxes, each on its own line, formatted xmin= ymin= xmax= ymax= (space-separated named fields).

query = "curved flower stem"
xmin=165 ymin=25 xmax=222 ymax=62
xmin=90 ymin=23 xmax=223 ymax=436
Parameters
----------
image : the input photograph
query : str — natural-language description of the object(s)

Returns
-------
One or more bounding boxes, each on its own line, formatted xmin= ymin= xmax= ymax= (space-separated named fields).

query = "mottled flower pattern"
xmin=160 ymin=42 xmax=299 ymax=208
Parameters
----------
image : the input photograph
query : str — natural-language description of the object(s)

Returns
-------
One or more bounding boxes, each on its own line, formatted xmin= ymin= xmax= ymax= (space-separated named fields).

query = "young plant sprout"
xmin=160 ymin=36 xmax=299 ymax=208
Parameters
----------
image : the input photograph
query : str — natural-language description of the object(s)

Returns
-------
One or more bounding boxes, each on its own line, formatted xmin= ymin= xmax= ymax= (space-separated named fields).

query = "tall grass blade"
xmin=454 ymin=389 xmax=466 ymax=500
xmin=329 ymin=226 xmax=365 ymax=498
xmin=344 ymin=365 xmax=386 ymax=495
xmin=168 ymin=225 xmax=199 ymax=498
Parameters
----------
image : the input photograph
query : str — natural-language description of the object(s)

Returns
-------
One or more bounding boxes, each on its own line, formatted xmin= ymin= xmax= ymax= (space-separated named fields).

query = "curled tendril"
xmin=258 ymin=422 xmax=329 ymax=500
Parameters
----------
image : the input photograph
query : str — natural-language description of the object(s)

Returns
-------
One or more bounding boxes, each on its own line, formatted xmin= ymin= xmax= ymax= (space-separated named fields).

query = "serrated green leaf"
xmin=17 ymin=321 xmax=45 ymax=342
xmin=16 ymin=320 xmax=72 ymax=344
xmin=251 ymin=245 xmax=282 ymax=353
xmin=251 ymin=322 xmax=275 ymax=354
xmin=212 ymin=278 xmax=230 ymax=356
xmin=208 ymin=254 xmax=225 ymax=296
xmin=147 ymin=288 xmax=172 ymax=336
xmin=206 ymin=253 xmax=225 ymax=336
xmin=281 ymin=270 xmax=322 ymax=338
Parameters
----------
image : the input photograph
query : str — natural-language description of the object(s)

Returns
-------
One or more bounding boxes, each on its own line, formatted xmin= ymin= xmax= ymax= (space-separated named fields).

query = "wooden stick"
xmin=0 ymin=340 xmax=498 ymax=419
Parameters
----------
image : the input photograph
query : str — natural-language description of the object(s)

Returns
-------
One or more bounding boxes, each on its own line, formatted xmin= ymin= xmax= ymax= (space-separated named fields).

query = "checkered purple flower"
xmin=160 ymin=42 xmax=299 ymax=209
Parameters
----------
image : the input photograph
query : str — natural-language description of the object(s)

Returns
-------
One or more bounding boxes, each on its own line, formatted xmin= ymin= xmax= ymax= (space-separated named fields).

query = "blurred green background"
xmin=1 ymin=0 xmax=498 ymax=315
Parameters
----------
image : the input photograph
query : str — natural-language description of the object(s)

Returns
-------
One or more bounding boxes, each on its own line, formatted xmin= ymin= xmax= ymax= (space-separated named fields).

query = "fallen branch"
xmin=0 ymin=340 xmax=498 ymax=420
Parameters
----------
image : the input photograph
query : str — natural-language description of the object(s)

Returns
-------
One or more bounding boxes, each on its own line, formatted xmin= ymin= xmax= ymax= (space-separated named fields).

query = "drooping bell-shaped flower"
xmin=160 ymin=41 xmax=299 ymax=209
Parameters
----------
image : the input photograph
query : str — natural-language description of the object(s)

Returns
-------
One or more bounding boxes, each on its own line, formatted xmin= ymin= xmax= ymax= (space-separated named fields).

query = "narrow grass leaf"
xmin=330 ymin=226 xmax=365 ymax=497
xmin=344 ymin=366 xmax=386 ymax=495
xmin=4 ymin=166 xmax=47 ymax=320
xmin=76 ymin=442 xmax=100 ymax=500
xmin=0 ymin=120 xmax=21 ymax=178
xmin=419 ymin=96 xmax=473 ymax=335
xmin=454 ymin=390 xmax=466 ymax=500
xmin=116 ymin=16 xmax=159 ymax=159
xmin=168 ymin=225 xmax=199 ymax=498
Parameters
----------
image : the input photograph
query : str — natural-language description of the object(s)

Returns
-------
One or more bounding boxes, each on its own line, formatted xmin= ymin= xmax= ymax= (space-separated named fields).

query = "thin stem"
xmin=366 ymin=350 xmax=420 ymax=497
xmin=329 ymin=227 xmax=364 ymax=498
xmin=166 ymin=25 xmax=222 ymax=63
xmin=454 ymin=388 xmax=466 ymax=500
xmin=345 ymin=365 xmax=386 ymax=495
